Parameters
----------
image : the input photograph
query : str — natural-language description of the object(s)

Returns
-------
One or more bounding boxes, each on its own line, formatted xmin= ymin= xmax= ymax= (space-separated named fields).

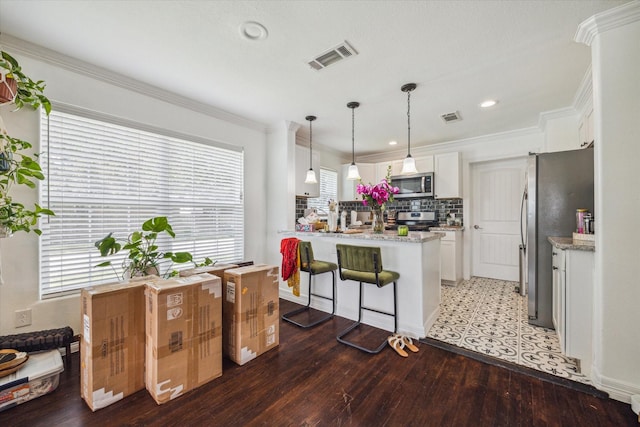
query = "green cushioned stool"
xmin=335 ymin=244 xmax=400 ymax=354
xmin=282 ymin=241 xmax=337 ymax=328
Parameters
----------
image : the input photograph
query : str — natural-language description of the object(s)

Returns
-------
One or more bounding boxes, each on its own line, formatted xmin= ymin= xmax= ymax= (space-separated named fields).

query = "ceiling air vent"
xmin=441 ymin=111 xmax=462 ymax=123
xmin=308 ymin=41 xmax=358 ymax=71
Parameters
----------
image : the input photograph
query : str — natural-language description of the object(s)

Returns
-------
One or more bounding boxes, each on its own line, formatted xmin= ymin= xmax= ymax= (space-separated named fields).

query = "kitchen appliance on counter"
xmin=523 ymin=148 xmax=594 ymax=329
xmin=391 ymin=172 xmax=433 ymax=198
xmin=389 ymin=211 xmax=438 ymax=231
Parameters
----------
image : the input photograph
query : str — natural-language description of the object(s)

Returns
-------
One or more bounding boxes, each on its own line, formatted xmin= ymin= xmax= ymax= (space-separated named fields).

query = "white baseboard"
xmin=591 ymin=365 xmax=640 ymax=404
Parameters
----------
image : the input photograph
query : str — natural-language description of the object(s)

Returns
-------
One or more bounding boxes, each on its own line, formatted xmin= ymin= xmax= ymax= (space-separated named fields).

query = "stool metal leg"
xmin=282 ymin=269 xmax=336 ymax=328
xmin=336 ymin=280 xmax=397 ymax=354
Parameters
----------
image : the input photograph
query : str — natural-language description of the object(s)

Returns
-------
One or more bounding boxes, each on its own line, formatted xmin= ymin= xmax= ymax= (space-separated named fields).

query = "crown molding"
xmin=575 ymin=1 xmax=640 ymax=46
xmin=572 ymin=65 xmax=593 ymax=115
xmin=537 ymin=107 xmax=578 ymax=131
xmin=0 ymin=33 xmax=267 ymax=133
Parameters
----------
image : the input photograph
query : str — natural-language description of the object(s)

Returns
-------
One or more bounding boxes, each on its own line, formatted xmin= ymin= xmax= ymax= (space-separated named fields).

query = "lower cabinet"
xmin=440 ymin=230 xmax=462 ymax=285
xmin=552 ymin=245 xmax=594 ymax=376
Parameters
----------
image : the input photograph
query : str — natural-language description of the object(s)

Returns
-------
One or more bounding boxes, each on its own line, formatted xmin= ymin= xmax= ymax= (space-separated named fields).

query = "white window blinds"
xmin=39 ymin=107 xmax=244 ymax=297
xmin=307 ymin=168 xmax=338 ymax=214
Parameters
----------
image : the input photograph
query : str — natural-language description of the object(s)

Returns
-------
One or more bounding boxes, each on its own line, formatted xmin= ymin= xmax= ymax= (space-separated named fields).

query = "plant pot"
xmin=0 ymin=75 xmax=17 ymax=104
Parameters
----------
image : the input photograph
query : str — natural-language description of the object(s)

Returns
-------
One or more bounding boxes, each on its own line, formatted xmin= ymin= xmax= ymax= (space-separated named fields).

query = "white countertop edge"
xmin=279 ymin=230 xmax=444 ymax=243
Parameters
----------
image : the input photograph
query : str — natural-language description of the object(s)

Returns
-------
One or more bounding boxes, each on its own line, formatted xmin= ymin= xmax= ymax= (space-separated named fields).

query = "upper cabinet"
xmin=434 ymin=152 xmax=461 ymax=199
xmin=340 ymin=163 xmax=375 ymax=201
xmin=295 ymin=145 xmax=319 ymax=198
xmin=376 ymin=155 xmax=434 ymax=183
xmin=415 ymin=155 xmax=434 ymax=173
xmin=375 ymin=160 xmax=402 ymax=182
xmin=578 ymin=104 xmax=594 ymax=149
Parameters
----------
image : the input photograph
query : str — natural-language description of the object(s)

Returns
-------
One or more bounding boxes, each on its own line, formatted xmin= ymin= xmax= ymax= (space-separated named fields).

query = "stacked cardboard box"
xmin=223 ymin=264 xmax=280 ymax=365
xmin=145 ymin=273 xmax=222 ymax=404
xmin=80 ymin=277 xmax=154 ymax=411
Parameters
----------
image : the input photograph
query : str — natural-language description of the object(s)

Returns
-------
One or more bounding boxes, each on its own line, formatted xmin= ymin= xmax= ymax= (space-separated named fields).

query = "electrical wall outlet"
xmin=14 ymin=309 xmax=32 ymax=328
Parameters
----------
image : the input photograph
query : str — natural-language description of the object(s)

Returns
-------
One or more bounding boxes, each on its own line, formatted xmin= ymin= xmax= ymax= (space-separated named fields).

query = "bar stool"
xmin=281 ymin=241 xmax=337 ymax=328
xmin=335 ymin=244 xmax=399 ymax=354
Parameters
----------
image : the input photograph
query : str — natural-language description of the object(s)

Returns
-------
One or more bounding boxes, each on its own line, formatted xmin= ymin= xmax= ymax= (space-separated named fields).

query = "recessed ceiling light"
xmin=480 ymin=99 xmax=498 ymax=108
xmin=239 ymin=21 xmax=268 ymax=41
xmin=389 ymin=140 xmax=397 ymax=146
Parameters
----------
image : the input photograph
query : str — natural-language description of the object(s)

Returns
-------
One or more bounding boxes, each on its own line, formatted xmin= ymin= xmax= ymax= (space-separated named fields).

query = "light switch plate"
xmin=14 ymin=309 xmax=32 ymax=327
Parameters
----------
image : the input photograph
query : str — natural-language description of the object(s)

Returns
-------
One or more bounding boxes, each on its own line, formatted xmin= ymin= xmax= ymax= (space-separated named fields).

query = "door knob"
xmin=474 ymin=225 xmax=482 ymax=230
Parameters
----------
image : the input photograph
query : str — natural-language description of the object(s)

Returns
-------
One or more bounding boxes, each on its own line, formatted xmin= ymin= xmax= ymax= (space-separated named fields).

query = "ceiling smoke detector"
xmin=440 ymin=111 xmax=462 ymax=123
xmin=308 ymin=41 xmax=358 ymax=71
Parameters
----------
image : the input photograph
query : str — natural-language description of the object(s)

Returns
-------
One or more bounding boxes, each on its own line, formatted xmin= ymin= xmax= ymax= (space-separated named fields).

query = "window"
xmin=39 ymin=106 xmax=244 ymax=297
xmin=307 ymin=168 xmax=338 ymax=215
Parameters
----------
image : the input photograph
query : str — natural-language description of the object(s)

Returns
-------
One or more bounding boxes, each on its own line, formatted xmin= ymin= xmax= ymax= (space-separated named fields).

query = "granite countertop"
xmin=429 ymin=225 xmax=465 ymax=232
xmin=281 ymin=230 xmax=444 ymax=243
xmin=548 ymin=236 xmax=595 ymax=252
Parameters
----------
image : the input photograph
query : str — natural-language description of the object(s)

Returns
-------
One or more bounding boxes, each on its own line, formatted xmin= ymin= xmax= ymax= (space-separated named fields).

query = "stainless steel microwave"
xmin=391 ymin=173 xmax=434 ymax=198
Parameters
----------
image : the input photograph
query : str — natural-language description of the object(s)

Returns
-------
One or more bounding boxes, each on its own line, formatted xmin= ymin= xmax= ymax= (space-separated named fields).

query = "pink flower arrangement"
xmin=356 ymin=168 xmax=399 ymax=208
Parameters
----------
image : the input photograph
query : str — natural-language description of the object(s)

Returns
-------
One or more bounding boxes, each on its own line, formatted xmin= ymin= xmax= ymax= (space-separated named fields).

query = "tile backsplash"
xmin=295 ymin=196 xmax=463 ymax=227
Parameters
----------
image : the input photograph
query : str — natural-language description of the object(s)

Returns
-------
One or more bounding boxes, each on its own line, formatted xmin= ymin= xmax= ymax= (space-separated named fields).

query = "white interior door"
xmin=471 ymin=157 xmax=526 ymax=281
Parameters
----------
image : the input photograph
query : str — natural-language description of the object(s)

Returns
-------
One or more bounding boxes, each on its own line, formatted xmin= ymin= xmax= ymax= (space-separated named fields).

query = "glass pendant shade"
xmin=401 ymin=155 xmax=418 ymax=175
xmin=305 ymin=168 xmax=317 ymax=184
xmin=347 ymin=163 xmax=360 ymax=180
xmin=346 ymin=101 xmax=361 ymax=180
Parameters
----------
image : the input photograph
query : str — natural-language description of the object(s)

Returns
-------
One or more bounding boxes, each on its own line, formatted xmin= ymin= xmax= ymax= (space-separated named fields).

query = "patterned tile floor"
xmin=427 ymin=277 xmax=590 ymax=384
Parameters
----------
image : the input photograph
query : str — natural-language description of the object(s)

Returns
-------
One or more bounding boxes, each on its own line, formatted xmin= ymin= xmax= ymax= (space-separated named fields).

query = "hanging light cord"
xmin=351 ymin=107 xmax=355 ymax=164
xmin=407 ymin=89 xmax=412 ymax=157
xmin=309 ymin=119 xmax=313 ymax=168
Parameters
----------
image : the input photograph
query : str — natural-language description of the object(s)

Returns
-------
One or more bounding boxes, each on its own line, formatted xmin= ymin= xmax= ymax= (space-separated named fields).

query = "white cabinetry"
xmin=440 ymin=230 xmax=462 ymax=285
xmin=296 ymin=145 xmax=319 ymax=198
xmin=376 ymin=161 xmax=402 ymax=182
xmin=340 ymin=163 xmax=375 ymax=201
xmin=578 ymin=104 xmax=594 ymax=149
xmin=375 ymin=155 xmax=434 ymax=182
xmin=551 ymin=245 xmax=594 ymax=376
xmin=552 ymin=248 xmax=566 ymax=351
xmin=434 ymin=152 xmax=461 ymax=199
xmin=415 ymin=155 xmax=434 ymax=173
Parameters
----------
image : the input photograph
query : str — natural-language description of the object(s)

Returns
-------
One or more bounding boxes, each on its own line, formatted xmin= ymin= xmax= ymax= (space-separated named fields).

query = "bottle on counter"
xmin=340 ymin=210 xmax=347 ymax=231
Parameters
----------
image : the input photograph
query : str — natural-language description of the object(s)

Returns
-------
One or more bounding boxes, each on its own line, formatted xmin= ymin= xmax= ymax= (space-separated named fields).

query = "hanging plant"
xmin=0 ymin=50 xmax=54 ymax=236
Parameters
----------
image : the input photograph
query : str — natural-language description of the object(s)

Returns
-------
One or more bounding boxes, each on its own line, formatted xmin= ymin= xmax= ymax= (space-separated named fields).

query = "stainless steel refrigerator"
xmin=523 ymin=147 xmax=594 ymax=329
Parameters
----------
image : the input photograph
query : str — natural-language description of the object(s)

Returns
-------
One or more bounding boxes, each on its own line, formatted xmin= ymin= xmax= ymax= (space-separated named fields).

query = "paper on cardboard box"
xmin=80 ymin=276 xmax=156 ymax=411
xmin=145 ymin=273 xmax=222 ymax=404
xmin=223 ymin=264 xmax=279 ymax=365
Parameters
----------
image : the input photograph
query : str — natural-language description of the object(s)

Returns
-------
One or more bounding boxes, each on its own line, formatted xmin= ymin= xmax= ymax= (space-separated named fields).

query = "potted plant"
xmin=94 ymin=216 xmax=214 ymax=281
xmin=0 ymin=50 xmax=54 ymax=237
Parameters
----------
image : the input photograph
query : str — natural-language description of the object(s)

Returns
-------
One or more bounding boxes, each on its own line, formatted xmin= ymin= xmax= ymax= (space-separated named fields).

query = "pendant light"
xmin=400 ymin=83 xmax=419 ymax=175
xmin=304 ymin=115 xmax=318 ymax=184
xmin=346 ymin=101 xmax=361 ymax=180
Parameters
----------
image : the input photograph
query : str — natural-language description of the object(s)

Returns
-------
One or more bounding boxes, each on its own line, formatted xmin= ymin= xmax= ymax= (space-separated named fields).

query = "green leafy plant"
xmin=0 ymin=50 xmax=54 ymax=236
xmin=94 ymin=216 xmax=214 ymax=281
xmin=1 ymin=51 xmax=51 ymax=114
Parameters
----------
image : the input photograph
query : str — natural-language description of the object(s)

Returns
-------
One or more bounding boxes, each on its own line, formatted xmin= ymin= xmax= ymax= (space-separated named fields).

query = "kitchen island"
xmin=279 ymin=230 xmax=443 ymax=338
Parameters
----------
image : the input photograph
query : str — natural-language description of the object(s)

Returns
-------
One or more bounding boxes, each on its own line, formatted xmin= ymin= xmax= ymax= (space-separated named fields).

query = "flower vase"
xmin=371 ymin=206 xmax=384 ymax=234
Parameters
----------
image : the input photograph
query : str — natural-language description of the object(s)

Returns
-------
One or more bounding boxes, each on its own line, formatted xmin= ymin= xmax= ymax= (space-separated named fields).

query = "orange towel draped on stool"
xmin=280 ymin=237 xmax=300 ymax=296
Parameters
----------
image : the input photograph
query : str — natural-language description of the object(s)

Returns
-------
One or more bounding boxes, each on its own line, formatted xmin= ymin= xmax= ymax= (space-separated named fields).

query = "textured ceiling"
xmin=0 ymin=0 xmax=628 ymax=156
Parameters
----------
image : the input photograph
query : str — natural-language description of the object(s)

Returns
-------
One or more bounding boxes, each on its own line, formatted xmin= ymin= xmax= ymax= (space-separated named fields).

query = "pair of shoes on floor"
xmin=387 ymin=334 xmax=419 ymax=358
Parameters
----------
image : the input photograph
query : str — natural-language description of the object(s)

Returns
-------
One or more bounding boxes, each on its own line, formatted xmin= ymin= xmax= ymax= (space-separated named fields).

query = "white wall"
xmin=0 ymin=52 xmax=268 ymax=336
xmin=577 ymin=2 xmax=640 ymax=402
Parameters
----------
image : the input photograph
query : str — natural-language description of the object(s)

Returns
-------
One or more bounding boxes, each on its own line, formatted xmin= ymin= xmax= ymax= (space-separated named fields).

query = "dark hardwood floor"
xmin=0 ymin=299 xmax=636 ymax=426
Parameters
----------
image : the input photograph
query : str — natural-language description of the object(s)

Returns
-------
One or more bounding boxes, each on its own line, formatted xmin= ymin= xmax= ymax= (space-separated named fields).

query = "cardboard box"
xmin=80 ymin=277 xmax=153 ymax=411
xmin=145 ymin=273 xmax=222 ymax=404
xmin=223 ymin=264 xmax=279 ymax=365
xmin=0 ymin=350 xmax=64 ymax=412
xmin=179 ymin=263 xmax=237 ymax=279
